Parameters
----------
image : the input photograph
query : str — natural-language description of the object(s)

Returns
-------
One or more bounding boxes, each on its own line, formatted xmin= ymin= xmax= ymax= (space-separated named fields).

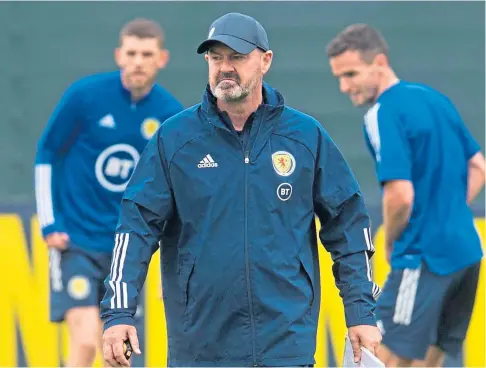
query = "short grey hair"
xmin=326 ymin=24 xmax=388 ymax=63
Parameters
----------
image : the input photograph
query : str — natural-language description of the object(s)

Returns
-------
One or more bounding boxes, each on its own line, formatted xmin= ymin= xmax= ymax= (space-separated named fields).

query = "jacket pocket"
xmin=177 ymin=252 xmax=196 ymax=312
xmin=298 ymin=252 xmax=315 ymax=308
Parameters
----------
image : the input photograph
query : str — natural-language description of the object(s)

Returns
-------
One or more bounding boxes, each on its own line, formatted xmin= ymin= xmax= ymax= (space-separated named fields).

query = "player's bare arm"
xmin=467 ymin=151 xmax=485 ymax=204
xmin=382 ymin=180 xmax=414 ymax=260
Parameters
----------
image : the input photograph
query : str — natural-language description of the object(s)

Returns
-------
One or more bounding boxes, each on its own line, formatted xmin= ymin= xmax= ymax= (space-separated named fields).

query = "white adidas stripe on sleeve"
xmin=110 ymin=233 xmax=130 ymax=309
xmin=35 ymin=164 xmax=55 ymax=228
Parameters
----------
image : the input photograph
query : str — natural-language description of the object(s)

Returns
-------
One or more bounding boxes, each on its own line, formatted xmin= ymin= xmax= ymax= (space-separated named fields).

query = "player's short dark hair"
xmin=326 ymin=24 xmax=388 ymax=63
xmin=119 ymin=18 xmax=165 ymax=47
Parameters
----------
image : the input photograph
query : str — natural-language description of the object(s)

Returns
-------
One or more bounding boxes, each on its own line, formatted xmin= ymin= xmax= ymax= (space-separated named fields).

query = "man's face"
xmin=115 ymin=36 xmax=168 ymax=91
xmin=205 ymin=43 xmax=272 ymax=103
xmin=329 ymin=50 xmax=381 ymax=107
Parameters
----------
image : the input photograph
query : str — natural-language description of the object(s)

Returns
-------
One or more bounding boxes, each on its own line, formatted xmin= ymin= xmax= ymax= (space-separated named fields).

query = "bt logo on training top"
xmin=95 ymin=144 xmax=140 ymax=192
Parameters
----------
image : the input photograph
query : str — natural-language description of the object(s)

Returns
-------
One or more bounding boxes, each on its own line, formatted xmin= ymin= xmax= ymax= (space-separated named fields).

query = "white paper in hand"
xmin=342 ymin=335 xmax=385 ymax=368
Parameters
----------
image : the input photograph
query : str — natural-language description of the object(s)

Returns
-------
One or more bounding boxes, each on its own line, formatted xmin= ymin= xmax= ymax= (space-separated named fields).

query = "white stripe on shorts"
xmin=393 ymin=267 xmax=421 ymax=325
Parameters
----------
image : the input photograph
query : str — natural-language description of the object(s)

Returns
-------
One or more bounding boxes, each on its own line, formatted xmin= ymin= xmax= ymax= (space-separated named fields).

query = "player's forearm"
xmin=467 ymin=167 xmax=485 ymax=204
xmin=467 ymin=169 xmax=485 ymax=204
xmin=382 ymin=195 xmax=412 ymax=249
xmin=467 ymin=152 xmax=485 ymax=204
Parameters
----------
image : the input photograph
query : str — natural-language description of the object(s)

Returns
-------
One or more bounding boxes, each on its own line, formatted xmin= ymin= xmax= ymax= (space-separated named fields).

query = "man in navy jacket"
xmin=101 ymin=13 xmax=382 ymax=367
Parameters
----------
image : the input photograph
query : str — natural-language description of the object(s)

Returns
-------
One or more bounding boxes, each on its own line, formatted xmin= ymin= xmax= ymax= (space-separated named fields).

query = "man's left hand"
xmin=348 ymin=325 xmax=382 ymax=363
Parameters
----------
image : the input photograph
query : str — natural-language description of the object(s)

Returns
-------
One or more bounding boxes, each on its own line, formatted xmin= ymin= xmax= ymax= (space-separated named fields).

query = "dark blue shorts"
xmin=48 ymin=245 xmax=112 ymax=322
xmin=376 ymin=261 xmax=481 ymax=360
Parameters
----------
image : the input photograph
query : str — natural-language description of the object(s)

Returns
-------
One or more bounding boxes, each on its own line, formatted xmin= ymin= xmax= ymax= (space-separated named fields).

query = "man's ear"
xmin=261 ymin=50 xmax=273 ymax=75
xmin=373 ymin=53 xmax=389 ymax=68
xmin=114 ymin=47 xmax=123 ymax=68
xmin=157 ymin=49 xmax=170 ymax=69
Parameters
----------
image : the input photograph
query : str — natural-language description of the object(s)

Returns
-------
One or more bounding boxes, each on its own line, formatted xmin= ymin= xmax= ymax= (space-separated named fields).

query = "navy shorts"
xmin=48 ymin=245 xmax=112 ymax=322
xmin=376 ymin=261 xmax=481 ymax=360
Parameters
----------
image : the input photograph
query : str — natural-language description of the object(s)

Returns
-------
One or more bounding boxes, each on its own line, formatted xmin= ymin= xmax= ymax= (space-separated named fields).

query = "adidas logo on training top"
xmin=198 ymin=154 xmax=218 ymax=168
xmin=99 ymin=114 xmax=116 ymax=128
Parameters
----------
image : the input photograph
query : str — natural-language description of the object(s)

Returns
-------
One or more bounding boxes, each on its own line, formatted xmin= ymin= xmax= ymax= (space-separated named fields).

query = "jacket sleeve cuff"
xmin=344 ymin=302 xmax=377 ymax=328
xmin=102 ymin=316 xmax=136 ymax=331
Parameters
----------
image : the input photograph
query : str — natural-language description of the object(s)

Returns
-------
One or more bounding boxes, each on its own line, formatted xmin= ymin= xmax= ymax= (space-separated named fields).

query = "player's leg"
xmin=428 ymin=261 xmax=481 ymax=367
xmin=375 ymin=344 xmax=401 ymax=367
xmin=49 ymin=247 xmax=104 ymax=367
xmin=422 ymin=345 xmax=445 ymax=367
xmin=375 ymin=264 xmax=453 ymax=367
xmin=65 ymin=306 xmax=102 ymax=367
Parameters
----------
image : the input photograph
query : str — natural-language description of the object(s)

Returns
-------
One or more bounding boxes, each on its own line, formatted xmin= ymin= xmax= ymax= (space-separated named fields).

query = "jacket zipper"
xmin=215 ymin=117 xmax=258 ymax=366
xmin=243 ymin=148 xmax=257 ymax=366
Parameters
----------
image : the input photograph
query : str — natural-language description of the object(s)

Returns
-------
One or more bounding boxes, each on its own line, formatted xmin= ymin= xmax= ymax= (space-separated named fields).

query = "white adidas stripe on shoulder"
xmin=364 ymin=103 xmax=382 ymax=162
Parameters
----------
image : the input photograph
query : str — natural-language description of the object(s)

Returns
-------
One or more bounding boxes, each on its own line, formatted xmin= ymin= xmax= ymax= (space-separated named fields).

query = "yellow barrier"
xmin=0 ymin=215 xmax=484 ymax=367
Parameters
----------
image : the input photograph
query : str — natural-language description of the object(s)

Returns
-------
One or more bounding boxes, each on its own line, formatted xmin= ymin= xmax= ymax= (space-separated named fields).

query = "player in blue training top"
xmin=34 ymin=18 xmax=183 ymax=367
xmin=327 ymin=24 xmax=485 ymax=367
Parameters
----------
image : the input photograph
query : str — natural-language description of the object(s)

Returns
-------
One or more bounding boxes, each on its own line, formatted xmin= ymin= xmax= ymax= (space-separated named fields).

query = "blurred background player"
xmin=34 ymin=18 xmax=183 ymax=367
xmin=326 ymin=24 xmax=485 ymax=367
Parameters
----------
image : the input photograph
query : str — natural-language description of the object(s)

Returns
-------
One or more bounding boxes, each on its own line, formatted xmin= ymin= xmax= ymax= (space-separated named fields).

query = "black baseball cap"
xmin=197 ymin=12 xmax=269 ymax=55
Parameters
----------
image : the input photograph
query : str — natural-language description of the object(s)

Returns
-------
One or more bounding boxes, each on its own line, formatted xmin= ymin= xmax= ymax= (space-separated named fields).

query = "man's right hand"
xmin=103 ymin=324 xmax=141 ymax=367
xmin=45 ymin=232 xmax=70 ymax=250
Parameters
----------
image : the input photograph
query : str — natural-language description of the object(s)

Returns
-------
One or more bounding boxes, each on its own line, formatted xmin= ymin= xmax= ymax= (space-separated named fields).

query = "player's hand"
xmin=45 ymin=232 xmax=70 ymax=250
xmin=348 ymin=324 xmax=382 ymax=363
xmin=103 ymin=324 xmax=141 ymax=367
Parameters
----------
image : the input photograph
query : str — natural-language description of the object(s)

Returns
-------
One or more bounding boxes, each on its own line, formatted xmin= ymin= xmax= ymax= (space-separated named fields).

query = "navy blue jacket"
xmin=101 ymin=83 xmax=380 ymax=366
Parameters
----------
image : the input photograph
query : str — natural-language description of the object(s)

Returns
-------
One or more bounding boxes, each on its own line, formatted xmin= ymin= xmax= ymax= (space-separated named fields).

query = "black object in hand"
xmin=123 ymin=339 xmax=133 ymax=360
